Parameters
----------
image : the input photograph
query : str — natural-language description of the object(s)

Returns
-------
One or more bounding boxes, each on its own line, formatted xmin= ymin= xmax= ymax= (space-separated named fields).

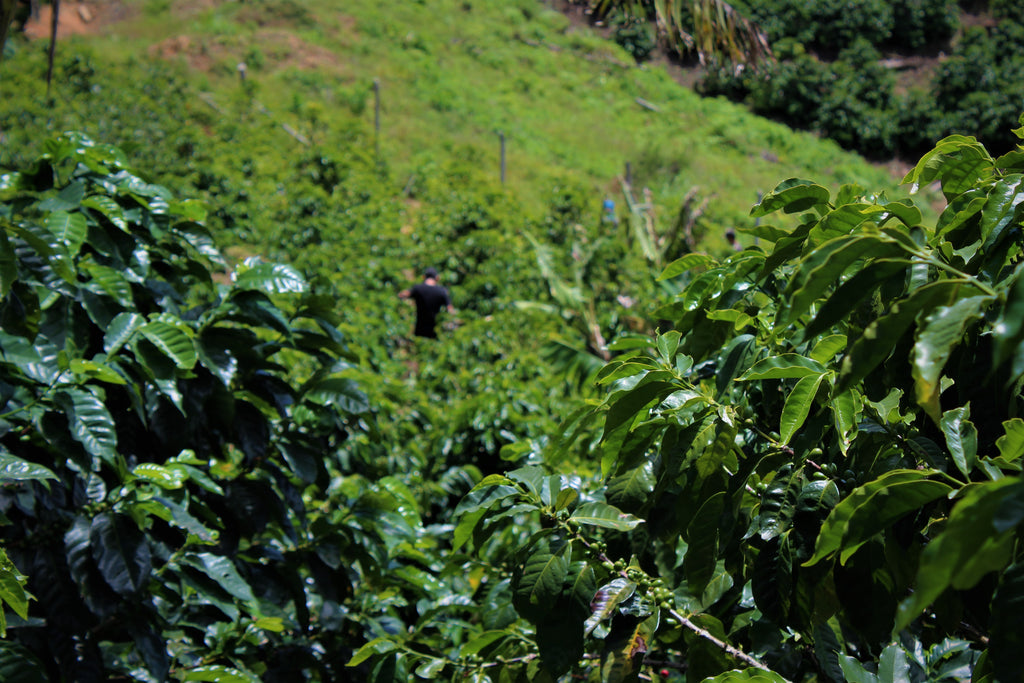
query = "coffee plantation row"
xmin=4 ymin=117 xmax=1024 ymax=680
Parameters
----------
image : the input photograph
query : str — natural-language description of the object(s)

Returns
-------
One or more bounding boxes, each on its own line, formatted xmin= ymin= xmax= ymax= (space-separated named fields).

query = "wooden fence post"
xmin=373 ymin=78 xmax=381 ymax=162
xmin=499 ymin=131 xmax=507 ymax=184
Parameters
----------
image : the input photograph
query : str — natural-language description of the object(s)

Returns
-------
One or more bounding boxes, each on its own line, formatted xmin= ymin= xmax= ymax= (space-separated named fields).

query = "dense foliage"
xmin=7 ymin=2 xmax=1024 ymax=682
xmin=698 ymin=12 xmax=1024 ymax=161
xmin=727 ymin=0 xmax=958 ymax=53
xmin=0 ymin=135 xmax=506 ymax=681
xmin=587 ymin=0 xmax=1023 ymax=160
xmin=349 ymin=124 xmax=1024 ymax=681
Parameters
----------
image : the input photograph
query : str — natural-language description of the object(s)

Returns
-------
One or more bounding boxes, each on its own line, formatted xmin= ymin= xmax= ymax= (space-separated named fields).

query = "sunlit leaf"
xmin=996 ymin=419 xmax=1024 ymax=462
xmin=140 ymin=319 xmax=196 ymax=370
xmin=0 ymin=549 xmax=31 ymax=637
xmin=303 ymin=376 xmax=369 ymax=414
xmin=132 ymin=463 xmax=187 ymax=489
xmin=0 ymin=453 xmax=57 ymax=484
xmin=584 ymin=578 xmax=636 ymax=636
xmin=82 ymin=194 xmax=128 ymax=231
xmin=979 ymin=176 xmax=1024 ymax=253
xmin=806 ymin=470 xmax=953 ymax=566
xmin=902 ymin=135 xmax=993 ymax=199
xmin=68 ymin=358 xmax=126 ymax=385
xmin=738 ymin=354 xmax=827 ymax=381
xmin=104 ymin=311 xmax=145 ymax=354
xmin=878 ymin=643 xmax=912 ymax=683
xmin=941 ymin=406 xmax=978 ymax=478
xmin=181 ymin=553 xmax=255 ymax=603
xmin=913 ymin=295 xmax=991 ymax=421
xmin=659 ymin=253 xmax=716 ymax=280
xmin=809 ymin=334 xmax=846 ymax=364
xmin=751 ymin=178 xmax=831 ymax=217
xmin=830 ymin=389 xmax=858 ymax=455
xmin=181 ymin=664 xmax=260 ymax=682
xmin=44 ymin=211 xmax=88 ymax=255
xmin=779 ymin=372 xmax=827 ymax=445
xmin=83 ymin=262 xmax=134 ymax=307
xmin=569 ymin=501 xmax=642 ymax=531
xmin=234 ymin=261 xmax=307 ymax=294
xmin=56 ymin=387 xmax=119 ymax=465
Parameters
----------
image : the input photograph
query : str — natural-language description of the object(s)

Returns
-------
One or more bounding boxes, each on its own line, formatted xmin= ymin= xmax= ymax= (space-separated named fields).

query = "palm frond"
xmin=581 ymin=0 xmax=772 ymax=68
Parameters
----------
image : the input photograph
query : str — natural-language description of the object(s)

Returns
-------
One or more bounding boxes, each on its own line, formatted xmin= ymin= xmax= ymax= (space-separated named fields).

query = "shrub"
xmin=730 ymin=0 xmax=814 ymax=44
xmin=893 ymin=88 xmax=946 ymax=159
xmin=992 ymin=0 xmax=1024 ymax=25
xmin=0 ymin=134 xmax=386 ymax=680
xmin=612 ymin=17 xmax=657 ymax=63
xmin=422 ymin=128 xmax=1024 ymax=683
xmin=806 ymin=0 xmax=895 ymax=53
xmin=888 ymin=0 xmax=959 ymax=50
xmin=932 ymin=22 xmax=1024 ymax=155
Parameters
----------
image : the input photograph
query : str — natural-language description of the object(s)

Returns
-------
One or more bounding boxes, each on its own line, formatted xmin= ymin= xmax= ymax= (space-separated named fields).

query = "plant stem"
xmin=666 ymin=607 xmax=789 ymax=679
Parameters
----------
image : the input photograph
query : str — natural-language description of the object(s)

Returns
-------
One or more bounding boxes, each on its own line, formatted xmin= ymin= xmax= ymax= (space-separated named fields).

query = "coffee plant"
xmin=401 ymin=124 xmax=1024 ymax=681
xmin=0 ymin=134 xmax=487 ymax=681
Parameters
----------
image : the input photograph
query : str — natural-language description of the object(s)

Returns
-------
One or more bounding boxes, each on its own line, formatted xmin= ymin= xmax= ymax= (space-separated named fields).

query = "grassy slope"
xmin=321 ymin=0 xmax=916 ymax=233
xmin=2 ymin=0 xmax=923 ymax=245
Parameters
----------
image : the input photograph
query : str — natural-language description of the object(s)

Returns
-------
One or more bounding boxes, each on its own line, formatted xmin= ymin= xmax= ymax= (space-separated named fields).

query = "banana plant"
xmin=581 ymin=0 xmax=772 ymax=67
xmin=516 ymin=232 xmax=614 ymax=373
xmin=620 ymin=177 xmax=708 ymax=269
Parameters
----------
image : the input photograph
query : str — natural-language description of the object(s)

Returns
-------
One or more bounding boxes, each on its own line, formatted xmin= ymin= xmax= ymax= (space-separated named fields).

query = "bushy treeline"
xmin=699 ymin=10 xmax=1024 ymax=160
xmin=608 ymin=0 xmax=1024 ymax=160
xmin=729 ymin=0 xmax=959 ymax=53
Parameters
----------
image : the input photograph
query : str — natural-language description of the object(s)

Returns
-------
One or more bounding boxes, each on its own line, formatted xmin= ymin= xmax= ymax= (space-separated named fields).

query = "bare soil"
xmin=22 ymin=1 xmax=133 ymax=39
xmin=21 ymin=0 xmax=346 ymax=75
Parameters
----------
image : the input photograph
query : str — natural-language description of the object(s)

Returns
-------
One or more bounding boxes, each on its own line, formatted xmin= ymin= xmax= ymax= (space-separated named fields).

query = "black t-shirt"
xmin=410 ymin=283 xmax=451 ymax=338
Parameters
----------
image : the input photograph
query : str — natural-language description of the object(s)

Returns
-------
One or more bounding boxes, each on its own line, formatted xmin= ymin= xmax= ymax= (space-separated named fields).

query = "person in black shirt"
xmin=398 ymin=267 xmax=455 ymax=339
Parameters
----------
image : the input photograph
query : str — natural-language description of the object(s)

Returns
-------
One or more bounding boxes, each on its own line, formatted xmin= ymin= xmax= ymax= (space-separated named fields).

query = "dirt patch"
xmin=22 ymin=0 xmax=348 ymax=77
xmin=546 ymin=0 xmax=599 ymax=34
xmin=256 ymin=30 xmax=341 ymax=71
xmin=22 ymin=1 xmax=135 ymax=40
xmin=149 ymin=34 xmax=217 ymax=72
xmin=960 ymin=10 xmax=998 ymax=29
xmin=336 ymin=14 xmax=358 ymax=46
xmin=150 ymin=29 xmax=341 ymax=74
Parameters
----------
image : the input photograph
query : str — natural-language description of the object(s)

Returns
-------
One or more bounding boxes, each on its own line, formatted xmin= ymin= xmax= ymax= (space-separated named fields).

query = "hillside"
xmin=2 ymin=2 xmax=1022 ymax=681
xmin=4 ymin=0 xmax=922 ymax=243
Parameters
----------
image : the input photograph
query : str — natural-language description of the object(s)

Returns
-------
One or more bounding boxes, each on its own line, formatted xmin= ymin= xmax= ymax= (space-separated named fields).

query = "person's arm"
xmin=398 ymin=288 xmax=411 ymax=300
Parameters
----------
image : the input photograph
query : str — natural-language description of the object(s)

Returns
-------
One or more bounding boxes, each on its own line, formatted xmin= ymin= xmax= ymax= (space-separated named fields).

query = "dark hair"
xmin=424 ymin=267 xmax=438 ymax=279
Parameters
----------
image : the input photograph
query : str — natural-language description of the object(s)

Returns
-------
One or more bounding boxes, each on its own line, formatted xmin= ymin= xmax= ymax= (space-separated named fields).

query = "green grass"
xmin=1 ymin=0 xmax=934 ymax=252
